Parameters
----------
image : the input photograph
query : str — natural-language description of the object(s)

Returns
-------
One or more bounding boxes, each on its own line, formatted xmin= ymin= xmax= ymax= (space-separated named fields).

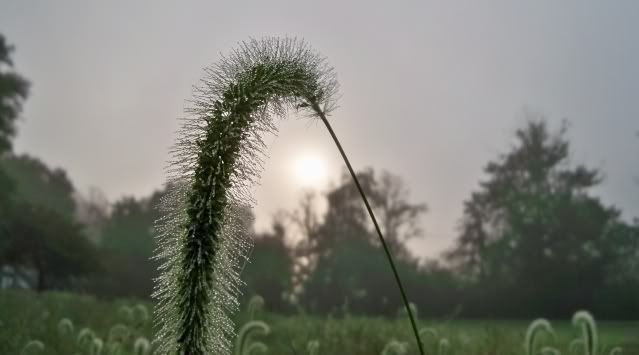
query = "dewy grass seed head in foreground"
xmin=153 ymin=36 xmax=423 ymax=355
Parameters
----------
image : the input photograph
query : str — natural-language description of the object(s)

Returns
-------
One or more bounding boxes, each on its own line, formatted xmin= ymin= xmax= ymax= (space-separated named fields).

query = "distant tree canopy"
xmin=0 ymin=33 xmax=637 ymax=318
xmin=74 ymin=186 xmax=110 ymax=243
xmin=0 ymin=34 xmax=29 ymax=155
xmin=0 ymin=154 xmax=76 ymax=218
xmin=0 ymin=34 xmax=100 ymax=292
xmin=0 ymin=154 xmax=101 ymax=292
xmin=0 ymin=34 xmax=29 ymax=214
xmin=0 ymin=159 xmax=14 ymax=208
xmin=241 ymin=220 xmax=294 ymax=313
xmin=299 ymin=169 xmax=426 ymax=264
xmin=92 ymin=188 xmax=166 ymax=298
xmin=0 ymin=204 xmax=100 ymax=291
xmin=296 ymin=169 xmax=429 ymax=315
xmin=101 ymin=194 xmax=159 ymax=256
xmin=447 ymin=118 xmax=639 ymax=317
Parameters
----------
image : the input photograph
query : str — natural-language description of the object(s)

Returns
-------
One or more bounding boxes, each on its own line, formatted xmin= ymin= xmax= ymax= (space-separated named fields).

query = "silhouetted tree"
xmin=242 ymin=220 xmax=295 ymax=312
xmin=311 ymin=168 xmax=426 ymax=263
xmin=101 ymin=195 xmax=157 ymax=255
xmin=371 ymin=171 xmax=427 ymax=261
xmin=445 ymin=191 xmax=490 ymax=282
xmin=0 ymin=204 xmax=100 ymax=291
xmin=0 ymin=33 xmax=29 ymax=154
xmin=0 ymin=35 xmax=103 ymax=295
xmin=0 ymin=153 xmax=98 ymax=291
xmin=447 ymin=117 xmax=638 ymax=317
xmin=0 ymin=33 xmax=29 ymax=220
xmin=299 ymin=168 xmax=427 ymax=314
xmin=0 ymin=154 xmax=76 ymax=219
xmin=75 ymin=186 xmax=110 ymax=243
xmin=95 ymin=188 xmax=166 ymax=298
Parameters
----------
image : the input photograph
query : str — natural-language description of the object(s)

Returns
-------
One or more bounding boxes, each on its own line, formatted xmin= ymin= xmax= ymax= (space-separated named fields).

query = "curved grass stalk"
xmin=381 ymin=339 xmax=409 ymax=355
xmin=133 ymin=304 xmax=149 ymax=324
xmin=398 ymin=302 xmax=419 ymax=320
xmin=21 ymin=340 xmax=45 ymax=355
xmin=77 ymin=327 xmax=97 ymax=348
xmin=419 ymin=327 xmax=438 ymax=348
xmin=306 ymin=340 xmax=320 ymax=355
xmin=247 ymin=295 xmax=265 ymax=320
xmin=133 ymin=337 xmax=151 ymax=355
xmin=313 ymin=103 xmax=425 ymax=354
xmin=153 ymin=36 xmax=424 ymax=354
xmin=572 ymin=311 xmax=598 ymax=355
xmin=525 ymin=318 xmax=555 ymax=355
xmin=90 ymin=338 xmax=104 ymax=355
xmin=117 ymin=306 xmax=134 ymax=324
xmin=419 ymin=327 xmax=438 ymax=339
xmin=57 ymin=317 xmax=74 ymax=337
xmin=234 ymin=320 xmax=270 ymax=355
xmin=438 ymin=338 xmax=450 ymax=355
xmin=108 ymin=323 xmax=130 ymax=343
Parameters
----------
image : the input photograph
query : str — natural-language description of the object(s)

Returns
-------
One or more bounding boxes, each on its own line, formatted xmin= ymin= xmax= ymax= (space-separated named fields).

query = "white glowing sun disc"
xmin=294 ymin=154 xmax=326 ymax=186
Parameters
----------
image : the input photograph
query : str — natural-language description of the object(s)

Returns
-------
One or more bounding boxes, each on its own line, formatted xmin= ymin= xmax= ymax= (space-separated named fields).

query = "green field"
xmin=1 ymin=290 xmax=637 ymax=355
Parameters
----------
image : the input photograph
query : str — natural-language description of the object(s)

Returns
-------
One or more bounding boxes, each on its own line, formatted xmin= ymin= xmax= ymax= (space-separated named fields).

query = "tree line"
xmin=1 ymin=33 xmax=638 ymax=319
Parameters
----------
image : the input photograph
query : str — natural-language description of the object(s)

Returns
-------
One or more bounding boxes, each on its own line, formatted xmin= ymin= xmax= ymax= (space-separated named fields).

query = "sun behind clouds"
xmin=293 ymin=153 xmax=327 ymax=187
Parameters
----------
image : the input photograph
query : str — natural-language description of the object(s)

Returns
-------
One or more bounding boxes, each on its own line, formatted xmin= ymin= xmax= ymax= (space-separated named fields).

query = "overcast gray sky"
xmin=2 ymin=1 xmax=638 ymax=258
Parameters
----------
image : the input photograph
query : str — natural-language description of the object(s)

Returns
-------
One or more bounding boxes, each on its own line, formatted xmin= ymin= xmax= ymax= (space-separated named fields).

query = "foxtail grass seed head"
xmin=247 ymin=294 xmax=265 ymax=320
xmin=306 ymin=340 xmax=320 ymax=355
xmin=153 ymin=36 xmax=337 ymax=355
xmin=118 ymin=305 xmax=134 ymax=324
xmin=90 ymin=338 xmax=104 ymax=355
xmin=397 ymin=302 xmax=418 ymax=319
xmin=134 ymin=337 xmax=152 ymax=355
xmin=525 ymin=318 xmax=555 ymax=355
xmin=234 ymin=320 xmax=271 ymax=355
xmin=381 ymin=339 xmax=409 ymax=355
xmin=133 ymin=304 xmax=150 ymax=324
xmin=419 ymin=326 xmax=439 ymax=348
xmin=57 ymin=317 xmax=75 ymax=337
xmin=77 ymin=327 xmax=97 ymax=348
xmin=438 ymin=338 xmax=450 ymax=355
xmin=572 ymin=310 xmax=598 ymax=355
xmin=570 ymin=339 xmax=584 ymax=354
xmin=21 ymin=340 xmax=45 ymax=355
xmin=108 ymin=323 xmax=130 ymax=343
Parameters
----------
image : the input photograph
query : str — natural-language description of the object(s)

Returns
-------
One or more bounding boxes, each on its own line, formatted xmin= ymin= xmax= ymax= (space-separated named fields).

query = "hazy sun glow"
xmin=293 ymin=153 xmax=327 ymax=187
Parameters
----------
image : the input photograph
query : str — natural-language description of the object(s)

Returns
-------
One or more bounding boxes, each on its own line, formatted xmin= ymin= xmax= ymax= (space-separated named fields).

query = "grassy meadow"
xmin=1 ymin=290 xmax=637 ymax=355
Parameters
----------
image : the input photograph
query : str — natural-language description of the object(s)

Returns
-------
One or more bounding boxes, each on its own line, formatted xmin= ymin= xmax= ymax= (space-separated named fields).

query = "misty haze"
xmin=1 ymin=2 xmax=638 ymax=354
